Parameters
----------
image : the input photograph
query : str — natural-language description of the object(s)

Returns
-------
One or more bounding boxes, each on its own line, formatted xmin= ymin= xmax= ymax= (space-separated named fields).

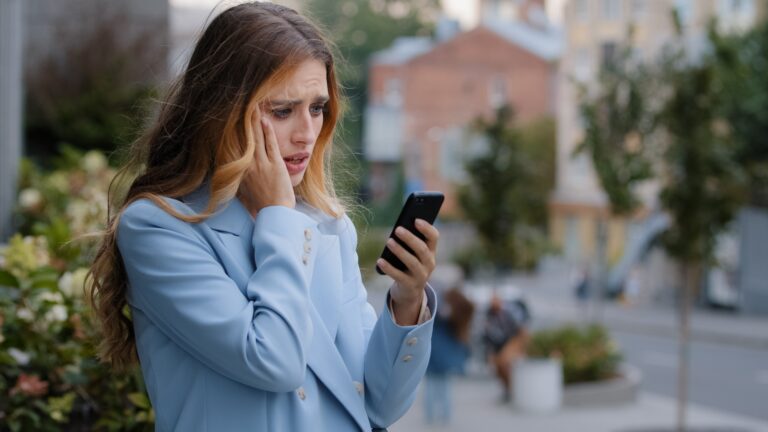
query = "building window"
xmin=600 ymin=41 xmax=618 ymax=69
xmin=601 ymin=0 xmax=622 ymax=20
xmin=488 ymin=75 xmax=507 ymax=109
xmin=575 ymin=0 xmax=589 ymax=21
xmin=384 ymin=78 xmax=402 ymax=107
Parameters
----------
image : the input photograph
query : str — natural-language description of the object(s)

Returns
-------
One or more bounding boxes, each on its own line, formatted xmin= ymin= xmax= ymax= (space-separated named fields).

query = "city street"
xmin=613 ymin=329 xmax=768 ymax=422
xmin=366 ymin=265 xmax=768 ymax=431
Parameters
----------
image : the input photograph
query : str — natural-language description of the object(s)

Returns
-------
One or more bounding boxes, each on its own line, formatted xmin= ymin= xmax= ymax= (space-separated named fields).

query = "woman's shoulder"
xmin=119 ymin=196 xmax=197 ymax=234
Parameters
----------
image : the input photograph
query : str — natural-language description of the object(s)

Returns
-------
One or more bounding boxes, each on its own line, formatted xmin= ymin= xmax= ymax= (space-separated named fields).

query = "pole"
xmin=0 ymin=0 xmax=24 ymax=241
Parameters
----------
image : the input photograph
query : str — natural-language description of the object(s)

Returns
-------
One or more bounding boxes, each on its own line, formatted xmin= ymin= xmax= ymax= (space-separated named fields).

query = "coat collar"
xmin=181 ymin=184 xmax=252 ymax=236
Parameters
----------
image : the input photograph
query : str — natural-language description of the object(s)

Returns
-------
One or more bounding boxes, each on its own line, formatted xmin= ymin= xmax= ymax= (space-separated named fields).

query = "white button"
xmin=406 ymin=337 xmax=418 ymax=346
xmin=402 ymin=355 xmax=413 ymax=363
xmin=303 ymin=242 xmax=312 ymax=253
xmin=353 ymin=381 xmax=364 ymax=395
xmin=297 ymin=387 xmax=306 ymax=400
xmin=302 ymin=255 xmax=309 ymax=265
xmin=304 ymin=229 xmax=312 ymax=240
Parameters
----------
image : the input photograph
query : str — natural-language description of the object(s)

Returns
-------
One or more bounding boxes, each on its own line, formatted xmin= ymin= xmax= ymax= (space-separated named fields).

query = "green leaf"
xmin=0 ymin=269 xmax=20 ymax=288
xmin=127 ymin=392 xmax=151 ymax=409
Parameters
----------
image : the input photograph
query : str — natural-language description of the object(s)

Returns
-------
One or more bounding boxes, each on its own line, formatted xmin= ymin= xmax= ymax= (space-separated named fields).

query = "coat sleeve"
xmin=117 ymin=199 xmax=318 ymax=392
xmin=337 ymin=215 xmax=436 ymax=429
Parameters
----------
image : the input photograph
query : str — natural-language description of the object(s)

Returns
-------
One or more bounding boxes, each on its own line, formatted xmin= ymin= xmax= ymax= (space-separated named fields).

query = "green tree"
xmin=710 ymin=21 xmax=768 ymax=208
xmin=657 ymin=22 xmax=747 ymax=428
xmin=457 ymin=106 xmax=555 ymax=272
xmin=575 ymin=36 xmax=655 ymax=314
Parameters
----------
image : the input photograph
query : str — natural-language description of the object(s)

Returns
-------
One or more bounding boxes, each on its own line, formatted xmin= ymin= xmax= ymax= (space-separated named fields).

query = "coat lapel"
xmin=182 ymin=188 xmax=369 ymax=430
xmin=306 ymin=302 xmax=370 ymax=431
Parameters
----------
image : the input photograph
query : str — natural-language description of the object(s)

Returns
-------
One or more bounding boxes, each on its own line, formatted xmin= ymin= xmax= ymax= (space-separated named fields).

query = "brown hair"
xmin=444 ymin=288 xmax=475 ymax=343
xmin=88 ymin=2 xmax=345 ymax=368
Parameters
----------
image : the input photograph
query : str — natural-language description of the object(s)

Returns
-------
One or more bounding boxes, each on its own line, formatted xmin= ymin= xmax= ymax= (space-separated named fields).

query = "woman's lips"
xmin=283 ymin=155 xmax=309 ymax=175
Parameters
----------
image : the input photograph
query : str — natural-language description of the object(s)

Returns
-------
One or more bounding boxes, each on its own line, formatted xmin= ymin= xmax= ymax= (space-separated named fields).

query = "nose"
xmin=291 ymin=110 xmax=317 ymax=146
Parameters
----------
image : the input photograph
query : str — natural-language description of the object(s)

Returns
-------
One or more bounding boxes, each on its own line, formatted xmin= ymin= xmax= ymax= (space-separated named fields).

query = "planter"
xmin=513 ymin=357 xmax=563 ymax=413
xmin=563 ymin=363 xmax=641 ymax=407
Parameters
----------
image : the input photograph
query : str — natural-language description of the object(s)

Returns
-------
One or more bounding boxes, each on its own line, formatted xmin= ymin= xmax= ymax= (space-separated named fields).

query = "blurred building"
xmin=550 ymin=0 xmax=765 ymax=264
xmin=364 ymin=9 xmax=561 ymax=216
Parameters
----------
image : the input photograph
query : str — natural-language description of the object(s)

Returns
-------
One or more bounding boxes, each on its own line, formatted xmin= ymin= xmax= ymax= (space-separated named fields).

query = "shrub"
xmin=1 ymin=151 xmax=152 ymax=431
xmin=526 ymin=324 xmax=622 ymax=385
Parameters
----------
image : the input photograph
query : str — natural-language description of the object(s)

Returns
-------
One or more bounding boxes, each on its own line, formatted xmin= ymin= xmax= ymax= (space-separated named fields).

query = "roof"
xmin=483 ymin=19 xmax=562 ymax=61
xmin=369 ymin=36 xmax=434 ymax=65
xmin=369 ymin=20 xmax=562 ymax=68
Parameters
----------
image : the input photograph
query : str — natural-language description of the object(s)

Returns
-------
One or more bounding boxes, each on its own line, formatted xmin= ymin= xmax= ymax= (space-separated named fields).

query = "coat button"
xmin=402 ymin=355 xmax=413 ymax=363
xmin=406 ymin=337 xmax=418 ymax=346
xmin=304 ymin=228 xmax=312 ymax=241
xmin=353 ymin=381 xmax=364 ymax=395
xmin=302 ymin=255 xmax=309 ymax=265
xmin=303 ymin=242 xmax=312 ymax=253
xmin=297 ymin=387 xmax=306 ymax=400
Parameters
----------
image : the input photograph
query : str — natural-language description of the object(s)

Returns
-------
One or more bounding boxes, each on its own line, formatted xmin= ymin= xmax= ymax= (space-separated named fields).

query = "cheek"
xmin=270 ymin=123 xmax=291 ymax=155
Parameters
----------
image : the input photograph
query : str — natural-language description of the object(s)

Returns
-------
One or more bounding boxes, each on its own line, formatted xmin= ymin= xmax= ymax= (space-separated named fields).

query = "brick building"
xmin=364 ymin=18 xmax=561 ymax=216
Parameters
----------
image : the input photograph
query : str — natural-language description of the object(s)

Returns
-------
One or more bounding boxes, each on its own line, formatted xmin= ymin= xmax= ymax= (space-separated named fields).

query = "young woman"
xmin=89 ymin=3 xmax=438 ymax=431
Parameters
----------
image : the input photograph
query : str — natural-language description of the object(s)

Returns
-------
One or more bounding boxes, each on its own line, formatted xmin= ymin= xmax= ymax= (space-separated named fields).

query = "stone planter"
xmin=513 ymin=357 xmax=563 ymax=413
xmin=562 ymin=363 xmax=642 ymax=407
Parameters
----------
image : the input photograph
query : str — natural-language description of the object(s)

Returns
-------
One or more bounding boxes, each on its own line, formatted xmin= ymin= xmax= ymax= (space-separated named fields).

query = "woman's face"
xmin=261 ymin=60 xmax=329 ymax=187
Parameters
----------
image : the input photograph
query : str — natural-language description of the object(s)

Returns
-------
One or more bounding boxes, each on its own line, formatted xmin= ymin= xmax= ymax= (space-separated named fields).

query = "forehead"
xmin=267 ymin=60 xmax=328 ymax=100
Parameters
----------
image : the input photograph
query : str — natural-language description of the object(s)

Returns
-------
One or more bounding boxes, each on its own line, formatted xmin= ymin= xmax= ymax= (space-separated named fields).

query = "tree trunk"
xmin=592 ymin=218 xmax=609 ymax=323
xmin=676 ymin=261 xmax=699 ymax=431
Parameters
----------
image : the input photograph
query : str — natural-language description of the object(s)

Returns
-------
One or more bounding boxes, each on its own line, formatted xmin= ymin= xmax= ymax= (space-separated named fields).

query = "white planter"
xmin=513 ymin=357 xmax=563 ymax=413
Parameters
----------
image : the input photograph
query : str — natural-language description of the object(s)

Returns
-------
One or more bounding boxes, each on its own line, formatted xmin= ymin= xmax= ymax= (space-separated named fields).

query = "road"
xmin=612 ymin=329 xmax=768 ymax=422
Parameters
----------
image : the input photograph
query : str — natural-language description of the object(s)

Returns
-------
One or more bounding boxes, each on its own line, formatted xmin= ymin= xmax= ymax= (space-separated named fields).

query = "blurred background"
xmin=1 ymin=0 xmax=767 ymax=431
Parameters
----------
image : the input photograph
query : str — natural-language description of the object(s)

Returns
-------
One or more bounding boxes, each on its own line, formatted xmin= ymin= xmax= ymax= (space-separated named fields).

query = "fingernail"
xmin=387 ymin=238 xmax=396 ymax=247
xmin=396 ymin=227 xmax=406 ymax=235
xmin=377 ymin=259 xmax=385 ymax=267
xmin=415 ymin=219 xmax=425 ymax=226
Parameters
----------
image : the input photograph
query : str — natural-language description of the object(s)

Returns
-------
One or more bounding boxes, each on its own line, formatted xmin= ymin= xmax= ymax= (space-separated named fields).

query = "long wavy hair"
xmin=88 ymin=2 xmax=345 ymax=368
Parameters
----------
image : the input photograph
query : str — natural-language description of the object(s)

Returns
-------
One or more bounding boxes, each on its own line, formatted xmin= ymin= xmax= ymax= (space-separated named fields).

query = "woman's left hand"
xmin=377 ymin=219 xmax=439 ymax=324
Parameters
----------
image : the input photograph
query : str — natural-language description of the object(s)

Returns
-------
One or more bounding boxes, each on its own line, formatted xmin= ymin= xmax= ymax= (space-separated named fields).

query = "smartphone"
xmin=375 ymin=192 xmax=444 ymax=275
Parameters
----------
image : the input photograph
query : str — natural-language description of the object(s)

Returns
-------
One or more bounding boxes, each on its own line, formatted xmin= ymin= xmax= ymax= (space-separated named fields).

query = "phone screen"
xmin=376 ymin=192 xmax=444 ymax=275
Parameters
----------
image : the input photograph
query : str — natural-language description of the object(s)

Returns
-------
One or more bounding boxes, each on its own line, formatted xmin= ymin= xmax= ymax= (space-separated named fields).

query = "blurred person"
xmin=424 ymin=286 xmax=475 ymax=425
xmin=88 ymin=3 xmax=439 ymax=432
xmin=482 ymin=294 xmax=530 ymax=403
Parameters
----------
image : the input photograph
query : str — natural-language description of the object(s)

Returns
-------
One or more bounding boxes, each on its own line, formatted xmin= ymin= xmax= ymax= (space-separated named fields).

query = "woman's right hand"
xmin=238 ymin=108 xmax=295 ymax=216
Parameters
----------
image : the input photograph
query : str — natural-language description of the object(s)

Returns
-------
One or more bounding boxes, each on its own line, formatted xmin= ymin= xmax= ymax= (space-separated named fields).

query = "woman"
xmin=89 ymin=3 xmax=438 ymax=431
xmin=424 ymin=286 xmax=475 ymax=425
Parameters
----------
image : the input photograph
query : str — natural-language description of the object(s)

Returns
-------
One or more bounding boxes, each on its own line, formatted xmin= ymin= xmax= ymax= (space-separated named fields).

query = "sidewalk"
xmin=389 ymin=376 xmax=768 ymax=432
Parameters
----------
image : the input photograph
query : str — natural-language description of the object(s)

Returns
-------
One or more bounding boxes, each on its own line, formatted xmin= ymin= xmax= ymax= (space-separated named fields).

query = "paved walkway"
xmin=389 ymin=376 xmax=768 ymax=432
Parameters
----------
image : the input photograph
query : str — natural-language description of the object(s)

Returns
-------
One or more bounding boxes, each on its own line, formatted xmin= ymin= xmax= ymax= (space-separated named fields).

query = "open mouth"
xmin=283 ymin=154 xmax=309 ymax=175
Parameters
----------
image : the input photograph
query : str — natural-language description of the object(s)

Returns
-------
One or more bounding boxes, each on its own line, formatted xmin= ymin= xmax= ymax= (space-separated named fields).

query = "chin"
xmin=290 ymin=174 xmax=305 ymax=187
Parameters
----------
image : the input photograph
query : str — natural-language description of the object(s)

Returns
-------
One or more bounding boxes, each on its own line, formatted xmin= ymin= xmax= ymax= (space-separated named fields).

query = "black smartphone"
xmin=376 ymin=191 xmax=444 ymax=275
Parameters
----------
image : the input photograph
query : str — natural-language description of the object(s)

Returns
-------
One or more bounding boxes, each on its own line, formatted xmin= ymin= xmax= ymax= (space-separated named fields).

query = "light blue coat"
xmin=116 ymin=188 xmax=435 ymax=432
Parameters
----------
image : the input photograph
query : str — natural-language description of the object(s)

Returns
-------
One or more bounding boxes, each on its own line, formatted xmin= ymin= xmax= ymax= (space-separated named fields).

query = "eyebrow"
xmin=268 ymin=95 xmax=330 ymax=106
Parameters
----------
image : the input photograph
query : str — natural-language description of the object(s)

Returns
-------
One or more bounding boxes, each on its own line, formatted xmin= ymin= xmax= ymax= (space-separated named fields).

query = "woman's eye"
xmin=310 ymin=104 xmax=326 ymax=116
xmin=271 ymin=108 xmax=291 ymax=119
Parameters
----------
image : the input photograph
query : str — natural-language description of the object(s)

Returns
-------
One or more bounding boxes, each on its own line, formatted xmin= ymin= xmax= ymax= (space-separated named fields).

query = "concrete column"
xmin=0 ymin=0 xmax=24 ymax=241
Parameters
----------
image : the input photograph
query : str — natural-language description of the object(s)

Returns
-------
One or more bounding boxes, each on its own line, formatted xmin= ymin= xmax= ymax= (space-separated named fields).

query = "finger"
xmin=376 ymin=258 xmax=412 ymax=288
xmin=385 ymin=238 xmax=424 ymax=276
xmin=252 ymin=106 xmax=267 ymax=162
xmin=394 ymin=226 xmax=431 ymax=265
xmin=260 ymin=116 xmax=281 ymax=162
xmin=415 ymin=219 xmax=440 ymax=252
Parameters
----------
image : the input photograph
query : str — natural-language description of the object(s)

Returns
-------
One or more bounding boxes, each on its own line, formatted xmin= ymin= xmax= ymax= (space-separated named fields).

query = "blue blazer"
xmin=117 ymin=188 xmax=435 ymax=432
